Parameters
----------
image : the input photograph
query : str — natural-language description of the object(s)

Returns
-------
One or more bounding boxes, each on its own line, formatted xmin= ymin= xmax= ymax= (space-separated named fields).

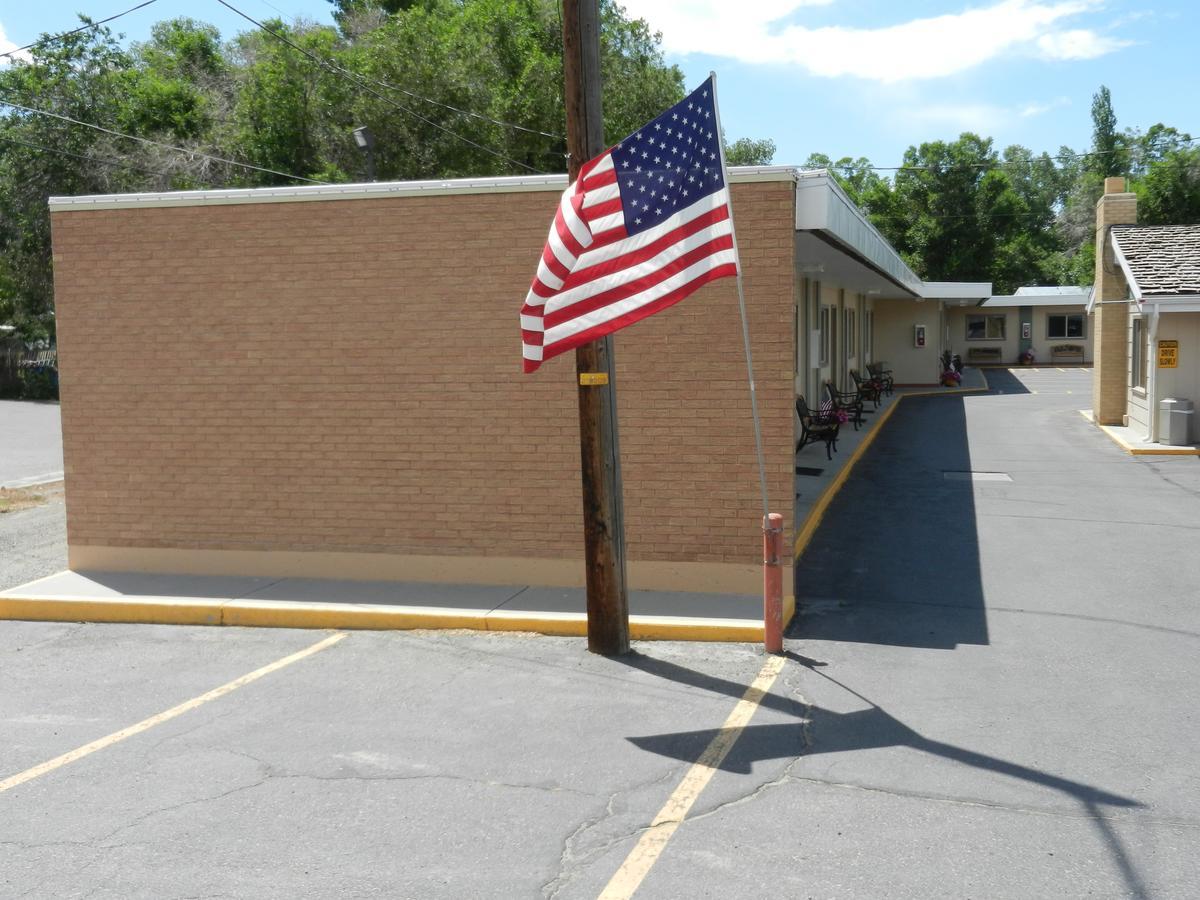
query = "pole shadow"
xmin=619 ymin=652 xmax=1149 ymax=898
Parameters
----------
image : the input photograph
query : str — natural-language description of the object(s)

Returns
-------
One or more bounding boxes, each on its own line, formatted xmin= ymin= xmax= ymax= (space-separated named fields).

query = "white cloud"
xmin=902 ymin=96 xmax=1070 ymax=131
xmin=1018 ymin=96 xmax=1070 ymax=117
xmin=620 ymin=0 xmax=1128 ymax=82
xmin=0 ymin=22 xmax=32 ymax=66
xmin=1036 ymin=29 xmax=1131 ymax=59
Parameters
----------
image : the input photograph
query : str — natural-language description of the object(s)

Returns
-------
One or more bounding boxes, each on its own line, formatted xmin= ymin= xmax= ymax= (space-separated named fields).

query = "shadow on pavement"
xmin=792 ymin=396 xmax=989 ymax=649
xmin=620 ymin=652 xmax=1149 ymax=898
xmin=979 ymin=367 xmax=1033 ymax=395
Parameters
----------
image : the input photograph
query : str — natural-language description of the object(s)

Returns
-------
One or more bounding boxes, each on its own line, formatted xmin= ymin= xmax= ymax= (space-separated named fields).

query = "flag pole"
xmin=709 ymin=71 xmax=770 ymax=520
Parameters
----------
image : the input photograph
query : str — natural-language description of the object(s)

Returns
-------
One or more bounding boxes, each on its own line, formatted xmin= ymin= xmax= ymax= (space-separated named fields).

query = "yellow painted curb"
xmin=0 ymin=594 xmax=777 ymax=643
xmin=1079 ymin=409 xmax=1200 ymax=456
xmin=794 ymin=376 xmax=990 ymax=561
xmin=221 ymin=601 xmax=489 ymax=631
xmin=0 ymin=596 xmax=223 ymax=626
xmin=794 ymin=400 xmax=899 ymax=560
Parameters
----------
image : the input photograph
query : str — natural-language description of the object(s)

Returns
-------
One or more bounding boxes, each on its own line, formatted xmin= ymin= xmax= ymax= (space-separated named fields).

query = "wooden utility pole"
xmin=561 ymin=0 xmax=629 ymax=655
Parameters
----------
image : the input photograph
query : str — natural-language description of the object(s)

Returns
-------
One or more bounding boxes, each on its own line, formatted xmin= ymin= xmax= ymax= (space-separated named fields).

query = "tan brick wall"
xmin=1092 ymin=190 xmax=1137 ymax=424
xmin=50 ymin=181 xmax=795 ymax=586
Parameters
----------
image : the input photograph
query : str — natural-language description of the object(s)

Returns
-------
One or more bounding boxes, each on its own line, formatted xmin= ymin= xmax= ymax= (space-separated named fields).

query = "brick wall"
xmin=1092 ymin=179 xmax=1137 ymax=425
xmin=50 ymin=179 xmax=796 ymax=586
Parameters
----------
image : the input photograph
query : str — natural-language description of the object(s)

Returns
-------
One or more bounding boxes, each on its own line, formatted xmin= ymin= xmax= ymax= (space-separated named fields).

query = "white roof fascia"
xmin=49 ymin=166 xmax=799 ymax=212
xmin=982 ymin=292 xmax=1090 ymax=308
xmin=1109 ymin=230 xmax=1144 ymax=303
xmin=921 ymin=281 xmax=992 ymax=301
xmin=1086 ymin=284 xmax=1098 ymax=314
xmin=1142 ymin=296 xmax=1200 ymax=311
xmin=795 ymin=170 xmax=923 ymax=297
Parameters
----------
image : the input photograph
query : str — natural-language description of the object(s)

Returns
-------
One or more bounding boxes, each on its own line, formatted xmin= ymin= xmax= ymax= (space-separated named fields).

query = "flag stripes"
xmin=520 ymin=76 xmax=736 ymax=373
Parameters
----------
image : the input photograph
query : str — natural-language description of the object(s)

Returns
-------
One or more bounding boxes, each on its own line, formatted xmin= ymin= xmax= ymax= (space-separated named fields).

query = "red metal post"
xmin=763 ymin=513 xmax=783 ymax=653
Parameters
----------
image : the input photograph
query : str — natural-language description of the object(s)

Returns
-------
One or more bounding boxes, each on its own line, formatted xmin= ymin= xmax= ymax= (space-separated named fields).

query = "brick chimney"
xmin=1092 ymin=176 xmax=1137 ymax=425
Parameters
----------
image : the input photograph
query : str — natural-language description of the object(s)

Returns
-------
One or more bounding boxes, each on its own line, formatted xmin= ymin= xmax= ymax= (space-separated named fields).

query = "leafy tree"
xmin=1137 ymin=146 xmax=1200 ymax=225
xmin=724 ymin=136 xmax=775 ymax=166
xmin=1090 ymin=85 xmax=1127 ymax=178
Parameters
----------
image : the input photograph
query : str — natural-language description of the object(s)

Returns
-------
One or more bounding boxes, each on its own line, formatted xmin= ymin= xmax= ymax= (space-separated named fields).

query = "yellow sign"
xmin=1158 ymin=340 xmax=1179 ymax=368
xmin=579 ymin=372 xmax=609 ymax=386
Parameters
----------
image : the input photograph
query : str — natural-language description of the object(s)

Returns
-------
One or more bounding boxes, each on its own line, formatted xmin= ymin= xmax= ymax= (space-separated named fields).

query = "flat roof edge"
xmin=49 ymin=166 xmax=799 ymax=212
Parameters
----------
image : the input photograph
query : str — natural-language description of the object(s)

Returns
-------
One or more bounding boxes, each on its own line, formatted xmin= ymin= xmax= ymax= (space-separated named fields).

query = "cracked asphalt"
xmin=3 ymin=368 xmax=1200 ymax=898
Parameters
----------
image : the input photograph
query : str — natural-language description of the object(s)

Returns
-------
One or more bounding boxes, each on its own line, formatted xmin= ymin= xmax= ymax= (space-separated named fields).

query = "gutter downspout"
xmin=1147 ymin=304 xmax=1160 ymax=443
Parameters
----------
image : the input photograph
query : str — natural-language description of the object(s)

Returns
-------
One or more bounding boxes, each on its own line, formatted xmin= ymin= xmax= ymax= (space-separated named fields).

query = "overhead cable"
xmin=0 ymin=0 xmax=160 ymax=62
xmin=214 ymin=0 xmax=548 ymax=174
xmin=0 ymin=97 xmax=327 ymax=184
xmin=819 ymin=136 xmax=1200 ymax=174
xmin=0 ymin=132 xmax=208 ymax=182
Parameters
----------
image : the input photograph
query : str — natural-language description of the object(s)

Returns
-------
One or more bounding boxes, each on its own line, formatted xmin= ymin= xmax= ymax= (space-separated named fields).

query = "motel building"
xmin=1089 ymin=177 xmax=1200 ymax=446
xmin=39 ymin=166 xmax=1165 ymax=613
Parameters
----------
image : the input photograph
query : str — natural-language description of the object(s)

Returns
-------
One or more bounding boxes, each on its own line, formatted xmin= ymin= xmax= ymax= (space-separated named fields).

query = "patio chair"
xmin=823 ymin=380 xmax=864 ymax=430
xmin=866 ymin=361 xmax=894 ymax=396
xmin=796 ymin=396 xmax=839 ymax=460
xmin=850 ymin=369 xmax=883 ymax=409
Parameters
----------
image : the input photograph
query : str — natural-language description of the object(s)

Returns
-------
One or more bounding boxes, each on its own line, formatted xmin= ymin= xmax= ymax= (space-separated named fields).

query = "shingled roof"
xmin=1111 ymin=224 xmax=1200 ymax=297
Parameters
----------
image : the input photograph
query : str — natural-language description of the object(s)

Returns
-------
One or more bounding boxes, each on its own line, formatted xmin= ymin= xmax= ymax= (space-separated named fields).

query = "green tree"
xmin=724 ymin=136 xmax=775 ymax=166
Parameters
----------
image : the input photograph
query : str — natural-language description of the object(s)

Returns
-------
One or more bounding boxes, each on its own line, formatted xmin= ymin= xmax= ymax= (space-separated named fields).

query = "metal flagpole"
xmin=709 ymin=71 xmax=770 ymax=520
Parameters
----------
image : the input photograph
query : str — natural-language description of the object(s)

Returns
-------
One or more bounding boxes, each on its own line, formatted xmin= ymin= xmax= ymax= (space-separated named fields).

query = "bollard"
xmin=763 ymin=512 xmax=783 ymax=654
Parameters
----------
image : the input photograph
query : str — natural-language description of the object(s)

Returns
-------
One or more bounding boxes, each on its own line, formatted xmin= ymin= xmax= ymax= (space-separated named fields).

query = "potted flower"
xmin=1019 ymin=348 xmax=1036 ymax=365
xmin=940 ymin=368 xmax=962 ymax=387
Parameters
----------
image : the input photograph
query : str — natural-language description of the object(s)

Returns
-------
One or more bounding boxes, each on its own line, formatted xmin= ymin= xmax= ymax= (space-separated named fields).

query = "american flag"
xmin=520 ymin=76 xmax=738 ymax=373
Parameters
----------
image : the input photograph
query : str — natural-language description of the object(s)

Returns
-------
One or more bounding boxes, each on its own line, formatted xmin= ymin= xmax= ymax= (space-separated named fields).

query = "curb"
xmin=794 ymin=375 xmax=990 ymax=560
xmin=1078 ymin=410 xmax=1200 ymax=456
xmin=0 ymin=592 xmax=790 ymax=644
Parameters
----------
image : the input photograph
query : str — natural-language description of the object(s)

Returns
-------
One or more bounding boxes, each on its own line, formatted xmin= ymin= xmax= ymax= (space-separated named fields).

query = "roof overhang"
xmin=48 ymin=166 xmax=800 ymax=212
xmin=795 ymin=170 xmax=924 ymax=298
xmin=982 ymin=291 xmax=1090 ymax=308
xmin=922 ymin=281 xmax=993 ymax=302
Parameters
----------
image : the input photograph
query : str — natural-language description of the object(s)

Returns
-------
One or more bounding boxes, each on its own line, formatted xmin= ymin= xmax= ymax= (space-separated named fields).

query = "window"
xmin=1132 ymin=318 xmax=1147 ymax=389
xmin=819 ymin=306 xmax=830 ymax=365
xmin=846 ymin=309 xmax=857 ymax=357
xmin=865 ymin=311 xmax=874 ymax=360
xmin=1048 ymin=314 xmax=1085 ymax=339
xmin=966 ymin=314 xmax=1006 ymax=341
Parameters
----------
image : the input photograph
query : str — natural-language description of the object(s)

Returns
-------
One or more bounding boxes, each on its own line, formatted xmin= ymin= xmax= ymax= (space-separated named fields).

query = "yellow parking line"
xmin=0 ymin=632 xmax=345 ymax=795
xmin=598 ymin=653 xmax=787 ymax=899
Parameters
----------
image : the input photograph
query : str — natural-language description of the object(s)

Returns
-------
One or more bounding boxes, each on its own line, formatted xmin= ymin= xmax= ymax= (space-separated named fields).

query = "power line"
xmin=0 ymin=97 xmax=326 ymax=184
xmin=0 ymin=0 xmax=159 ymax=62
xmin=220 ymin=2 xmax=563 ymax=142
xmin=817 ymin=136 xmax=1200 ymax=174
xmin=0 ymin=132 xmax=217 ymax=183
xmin=214 ymin=0 xmax=550 ymax=174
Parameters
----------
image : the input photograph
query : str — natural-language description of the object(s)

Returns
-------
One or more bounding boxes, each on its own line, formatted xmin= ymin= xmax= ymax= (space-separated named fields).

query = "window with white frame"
xmin=1047 ymin=314 xmax=1085 ymax=339
xmin=865 ymin=311 xmax=874 ymax=360
xmin=1132 ymin=318 xmax=1147 ymax=389
xmin=966 ymin=314 xmax=1006 ymax=341
xmin=846 ymin=309 xmax=857 ymax=357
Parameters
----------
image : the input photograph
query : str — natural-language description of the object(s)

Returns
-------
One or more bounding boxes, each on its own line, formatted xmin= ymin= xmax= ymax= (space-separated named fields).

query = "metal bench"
xmin=1050 ymin=344 xmax=1085 ymax=364
xmin=967 ymin=346 xmax=1003 ymax=364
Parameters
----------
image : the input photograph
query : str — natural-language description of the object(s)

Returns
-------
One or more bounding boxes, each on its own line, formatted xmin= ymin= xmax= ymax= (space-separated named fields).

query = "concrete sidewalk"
xmin=1 ymin=372 xmax=991 ymax=643
xmin=0 ymin=569 xmax=771 ymax=642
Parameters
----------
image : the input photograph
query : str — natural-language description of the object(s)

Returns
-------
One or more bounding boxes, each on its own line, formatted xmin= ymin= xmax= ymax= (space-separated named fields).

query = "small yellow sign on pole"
xmin=1158 ymin=340 xmax=1179 ymax=368
xmin=579 ymin=372 xmax=609 ymax=386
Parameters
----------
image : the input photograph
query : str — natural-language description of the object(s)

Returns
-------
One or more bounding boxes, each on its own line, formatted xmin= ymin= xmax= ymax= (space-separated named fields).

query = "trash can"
xmin=1159 ymin=398 xmax=1194 ymax=446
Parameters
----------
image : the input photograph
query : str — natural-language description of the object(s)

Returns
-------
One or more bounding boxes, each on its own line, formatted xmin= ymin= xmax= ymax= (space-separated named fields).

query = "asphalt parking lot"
xmin=4 ymin=369 xmax=1200 ymax=898
xmin=0 ymin=399 xmax=63 ymax=488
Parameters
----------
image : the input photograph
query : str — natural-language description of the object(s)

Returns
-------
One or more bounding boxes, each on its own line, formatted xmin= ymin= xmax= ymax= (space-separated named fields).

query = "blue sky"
xmin=1 ymin=0 xmax=1195 ymax=170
